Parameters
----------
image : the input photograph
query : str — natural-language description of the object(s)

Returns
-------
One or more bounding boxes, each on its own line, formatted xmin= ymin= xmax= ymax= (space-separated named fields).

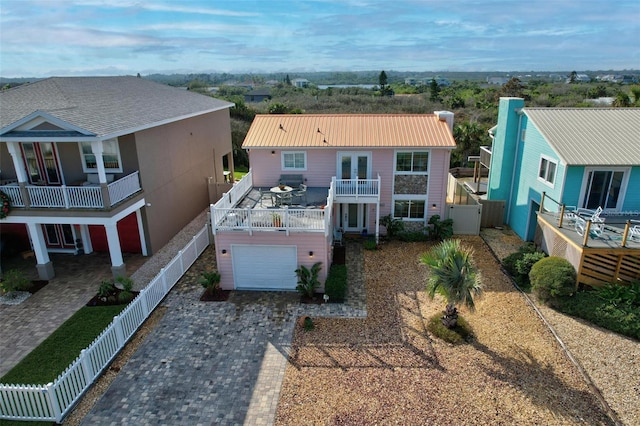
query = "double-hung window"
xmin=392 ymin=150 xmax=430 ymax=221
xmin=538 ymin=156 xmax=557 ymax=186
xmin=282 ymin=151 xmax=306 ymax=170
xmin=79 ymin=139 xmax=122 ymax=172
xmin=393 ymin=199 xmax=426 ymax=219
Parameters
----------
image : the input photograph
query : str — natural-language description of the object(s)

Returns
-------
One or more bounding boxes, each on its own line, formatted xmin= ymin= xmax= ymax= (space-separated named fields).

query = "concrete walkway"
xmin=81 ymin=242 xmax=366 ymax=425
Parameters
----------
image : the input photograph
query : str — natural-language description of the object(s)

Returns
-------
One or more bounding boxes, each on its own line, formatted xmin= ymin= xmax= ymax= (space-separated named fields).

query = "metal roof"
xmin=0 ymin=76 xmax=233 ymax=139
xmin=523 ymin=108 xmax=640 ymax=166
xmin=241 ymin=114 xmax=456 ymax=149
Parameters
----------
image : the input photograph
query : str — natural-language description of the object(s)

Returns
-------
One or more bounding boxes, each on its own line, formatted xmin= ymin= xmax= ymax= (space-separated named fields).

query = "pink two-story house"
xmin=211 ymin=112 xmax=456 ymax=291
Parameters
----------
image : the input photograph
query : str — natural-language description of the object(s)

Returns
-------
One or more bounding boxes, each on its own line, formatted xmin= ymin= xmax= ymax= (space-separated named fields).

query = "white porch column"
xmin=104 ymin=222 xmax=126 ymax=277
xmin=90 ymin=141 xmax=107 ymax=183
xmin=136 ymin=209 xmax=148 ymax=256
xmin=7 ymin=142 xmax=28 ymax=183
xmin=79 ymin=224 xmax=93 ymax=254
xmin=26 ymin=223 xmax=55 ymax=280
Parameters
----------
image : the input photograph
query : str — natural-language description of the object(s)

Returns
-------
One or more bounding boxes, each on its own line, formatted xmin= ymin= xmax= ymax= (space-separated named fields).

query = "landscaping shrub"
xmin=427 ymin=215 xmax=453 ymax=241
xmin=502 ymin=243 xmax=537 ymax=276
xmin=397 ymin=230 xmax=429 ymax=242
xmin=502 ymin=243 xmax=545 ymax=288
xmin=324 ymin=264 xmax=347 ymax=302
xmin=426 ymin=313 xmax=473 ymax=344
xmin=380 ymin=214 xmax=404 ymax=238
xmin=0 ymin=269 xmax=31 ymax=295
xmin=529 ymin=256 xmax=577 ymax=303
xmin=295 ymin=262 xmax=322 ymax=298
xmin=363 ymin=236 xmax=378 ymax=250
xmin=554 ymin=282 xmax=640 ymax=340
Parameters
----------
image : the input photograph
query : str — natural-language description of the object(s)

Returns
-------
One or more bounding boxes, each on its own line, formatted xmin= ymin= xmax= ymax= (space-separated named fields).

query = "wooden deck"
xmin=536 ymin=212 xmax=640 ymax=286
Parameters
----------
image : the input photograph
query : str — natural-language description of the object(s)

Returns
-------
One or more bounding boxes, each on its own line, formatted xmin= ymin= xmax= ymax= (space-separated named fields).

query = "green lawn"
xmin=1 ymin=305 xmax=126 ymax=385
xmin=232 ymin=165 xmax=248 ymax=181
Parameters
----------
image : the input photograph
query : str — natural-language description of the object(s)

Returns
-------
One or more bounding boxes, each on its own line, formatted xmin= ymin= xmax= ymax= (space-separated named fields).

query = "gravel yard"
xmin=275 ymin=237 xmax=621 ymax=425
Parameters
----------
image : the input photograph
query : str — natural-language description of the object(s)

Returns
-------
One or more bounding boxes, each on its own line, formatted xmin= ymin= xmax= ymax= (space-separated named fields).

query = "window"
xmin=393 ymin=199 xmax=426 ymax=219
xmin=282 ymin=151 xmax=306 ymax=170
xmin=396 ymin=151 xmax=428 ymax=173
xmin=79 ymin=139 xmax=122 ymax=172
xmin=538 ymin=156 xmax=557 ymax=185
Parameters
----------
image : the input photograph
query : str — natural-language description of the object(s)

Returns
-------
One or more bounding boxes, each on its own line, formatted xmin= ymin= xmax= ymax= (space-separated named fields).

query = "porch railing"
xmin=0 ymin=225 xmax=210 ymax=423
xmin=0 ymin=172 xmax=141 ymax=210
xmin=333 ymin=175 xmax=380 ymax=198
xmin=211 ymin=207 xmax=325 ymax=234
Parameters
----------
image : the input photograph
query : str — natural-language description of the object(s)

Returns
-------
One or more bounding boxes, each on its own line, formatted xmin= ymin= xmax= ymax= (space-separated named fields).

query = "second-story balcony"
xmin=333 ymin=175 xmax=381 ymax=203
xmin=480 ymin=146 xmax=492 ymax=169
xmin=1 ymin=171 xmax=142 ymax=210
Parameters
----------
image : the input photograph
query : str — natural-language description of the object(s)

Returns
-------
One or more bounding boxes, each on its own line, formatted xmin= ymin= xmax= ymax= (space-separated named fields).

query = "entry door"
xmin=43 ymin=224 xmax=76 ymax=249
xmin=341 ymin=203 xmax=367 ymax=232
xmin=21 ymin=142 xmax=62 ymax=185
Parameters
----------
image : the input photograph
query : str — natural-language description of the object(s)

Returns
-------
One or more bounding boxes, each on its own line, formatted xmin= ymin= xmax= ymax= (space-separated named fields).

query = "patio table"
xmin=270 ymin=186 xmax=293 ymax=206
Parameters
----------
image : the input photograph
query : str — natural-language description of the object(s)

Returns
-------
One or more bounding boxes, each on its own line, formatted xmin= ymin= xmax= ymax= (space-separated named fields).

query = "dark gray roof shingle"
xmin=0 ymin=76 xmax=234 ymax=138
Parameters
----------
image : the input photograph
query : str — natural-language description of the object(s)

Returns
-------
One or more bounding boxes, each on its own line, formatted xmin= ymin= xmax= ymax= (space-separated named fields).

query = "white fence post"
xmin=79 ymin=349 xmax=94 ymax=384
xmin=160 ymin=267 xmax=168 ymax=293
xmin=45 ymin=382 xmax=62 ymax=423
xmin=140 ymin=288 xmax=149 ymax=317
xmin=113 ymin=315 xmax=125 ymax=347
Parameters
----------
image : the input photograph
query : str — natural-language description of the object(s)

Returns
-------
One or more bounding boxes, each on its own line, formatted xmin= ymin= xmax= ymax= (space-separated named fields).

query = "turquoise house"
xmin=486 ymin=97 xmax=640 ymax=241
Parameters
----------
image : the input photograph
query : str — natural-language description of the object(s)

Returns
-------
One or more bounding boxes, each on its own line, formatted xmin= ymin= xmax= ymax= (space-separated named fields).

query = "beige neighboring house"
xmin=0 ymin=76 xmax=234 ymax=279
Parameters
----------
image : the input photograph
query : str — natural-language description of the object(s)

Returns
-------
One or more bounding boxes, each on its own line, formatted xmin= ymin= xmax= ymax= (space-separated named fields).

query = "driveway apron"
xmin=82 ymin=243 xmax=366 ymax=425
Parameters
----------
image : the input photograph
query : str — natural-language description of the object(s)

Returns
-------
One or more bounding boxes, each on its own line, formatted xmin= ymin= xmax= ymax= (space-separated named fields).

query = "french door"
xmin=21 ymin=142 xmax=62 ymax=185
xmin=338 ymin=152 xmax=370 ymax=180
xmin=581 ymin=169 xmax=626 ymax=210
xmin=42 ymin=224 xmax=76 ymax=250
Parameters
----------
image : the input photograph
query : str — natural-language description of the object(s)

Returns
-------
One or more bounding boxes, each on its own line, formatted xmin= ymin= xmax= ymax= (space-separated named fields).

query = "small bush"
xmin=515 ymin=251 xmax=547 ymax=276
xmin=502 ymin=243 xmax=537 ymax=276
xmin=97 ymin=280 xmax=115 ymax=298
xmin=295 ymin=262 xmax=322 ymax=298
xmin=199 ymin=271 xmax=221 ymax=292
xmin=529 ymin=256 xmax=577 ymax=303
xmin=380 ymin=214 xmax=404 ymax=238
xmin=325 ymin=264 xmax=347 ymax=302
xmin=426 ymin=314 xmax=473 ymax=344
xmin=0 ymin=269 xmax=30 ymax=295
xmin=116 ymin=276 xmax=135 ymax=303
xmin=427 ymin=215 xmax=453 ymax=241
xmin=363 ymin=237 xmax=378 ymax=250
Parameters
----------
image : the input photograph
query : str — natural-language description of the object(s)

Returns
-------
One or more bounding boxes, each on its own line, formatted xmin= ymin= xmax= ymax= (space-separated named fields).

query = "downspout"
xmin=506 ymin=109 xmax=523 ymax=224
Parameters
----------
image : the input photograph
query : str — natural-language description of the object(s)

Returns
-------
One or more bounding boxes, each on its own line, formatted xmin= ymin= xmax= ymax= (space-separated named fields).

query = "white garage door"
xmin=232 ymin=245 xmax=298 ymax=290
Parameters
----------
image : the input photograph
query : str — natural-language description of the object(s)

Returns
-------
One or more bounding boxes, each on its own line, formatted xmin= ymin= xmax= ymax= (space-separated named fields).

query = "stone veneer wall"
xmin=394 ymin=175 xmax=428 ymax=194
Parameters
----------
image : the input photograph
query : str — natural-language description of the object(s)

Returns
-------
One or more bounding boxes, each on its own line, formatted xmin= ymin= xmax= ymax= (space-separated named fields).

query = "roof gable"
xmin=242 ymin=114 xmax=456 ymax=149
xmin=523 ymin=108 xmax=640 ymax=166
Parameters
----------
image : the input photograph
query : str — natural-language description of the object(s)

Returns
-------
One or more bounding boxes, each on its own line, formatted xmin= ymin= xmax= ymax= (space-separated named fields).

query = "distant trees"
xmin=429 ymin=79 xmax=441 ymax=102
xmin=498 ymin=77 xmax=525 ymax=99
xmin=612 ymin=92 xmax=632 ymax=107
xmin=452 ymin=122 xmax=489 ymax=167
xmin=378 ymin=70 xmax=392 ymax=96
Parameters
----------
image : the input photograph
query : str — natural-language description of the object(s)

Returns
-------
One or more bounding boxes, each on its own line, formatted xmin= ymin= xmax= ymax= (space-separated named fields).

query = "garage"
xmin=231 ymin=245 xmax=298 ymax=290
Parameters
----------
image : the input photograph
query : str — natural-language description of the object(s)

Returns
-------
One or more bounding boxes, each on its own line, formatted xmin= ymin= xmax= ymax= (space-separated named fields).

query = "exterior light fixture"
xmin=222 ymin=249 xmax=227 ymax=254
xmin=309 ymin=251 xmax=314 ymax=257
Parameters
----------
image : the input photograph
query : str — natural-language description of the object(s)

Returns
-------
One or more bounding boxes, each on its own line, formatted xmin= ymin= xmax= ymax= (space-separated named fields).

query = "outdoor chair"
xmin=629 ymin=225 xmax=640 ymax=242
xmin=574 ymin=206 xmax=605 ymax=237
xmin=333 ymin=228 xmax=343 ymax=246
xmin=293 ymin=184 xmax=307 ymax=205
xmin=277 ymin=192 xmax=293 ymax=206
xmin=259 ymin=188 xmax=274 ymax=207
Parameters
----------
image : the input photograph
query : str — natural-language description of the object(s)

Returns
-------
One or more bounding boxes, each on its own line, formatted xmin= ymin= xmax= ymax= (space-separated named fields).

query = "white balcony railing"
xmin=211 ymin=170 xmax=332 ymax=234
xmin=333 ymin=175 xmax=380 ymax=198
xmin=0 ymin=171 xmax=142 ymax=210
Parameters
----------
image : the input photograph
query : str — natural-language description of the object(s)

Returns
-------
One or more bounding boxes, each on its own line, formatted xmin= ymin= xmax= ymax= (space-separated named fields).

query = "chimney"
xmin=435 ymin=110 xmax=454 ymax=131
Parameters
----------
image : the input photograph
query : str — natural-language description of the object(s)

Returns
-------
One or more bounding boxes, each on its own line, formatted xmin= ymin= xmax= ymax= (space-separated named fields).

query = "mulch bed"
xmin=28 ymin=280 xmax=49 ymax=294
xmin=86 ymin=289 xmax=140 ymax=307
xmin=199 ymin=289 xmax=232 ymax=301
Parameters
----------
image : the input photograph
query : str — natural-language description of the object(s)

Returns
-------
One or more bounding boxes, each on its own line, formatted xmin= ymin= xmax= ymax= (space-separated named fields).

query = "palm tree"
xmin=420 ymin=239 xmax=483 ymax=328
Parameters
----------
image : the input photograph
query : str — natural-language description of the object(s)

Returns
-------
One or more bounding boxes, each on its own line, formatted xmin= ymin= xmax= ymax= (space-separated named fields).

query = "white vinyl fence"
xmin=0 ymin=225 xmax=211 ymax=423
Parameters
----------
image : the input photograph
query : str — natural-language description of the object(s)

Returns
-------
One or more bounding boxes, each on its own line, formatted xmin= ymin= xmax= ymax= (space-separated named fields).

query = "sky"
xmin=1 ymin=0 xmax=639 ymax=78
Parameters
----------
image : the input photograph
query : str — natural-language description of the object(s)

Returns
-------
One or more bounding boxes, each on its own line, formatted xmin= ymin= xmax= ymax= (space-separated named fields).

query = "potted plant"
xmin=272 ymin=213 xmax=282 ymax=227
